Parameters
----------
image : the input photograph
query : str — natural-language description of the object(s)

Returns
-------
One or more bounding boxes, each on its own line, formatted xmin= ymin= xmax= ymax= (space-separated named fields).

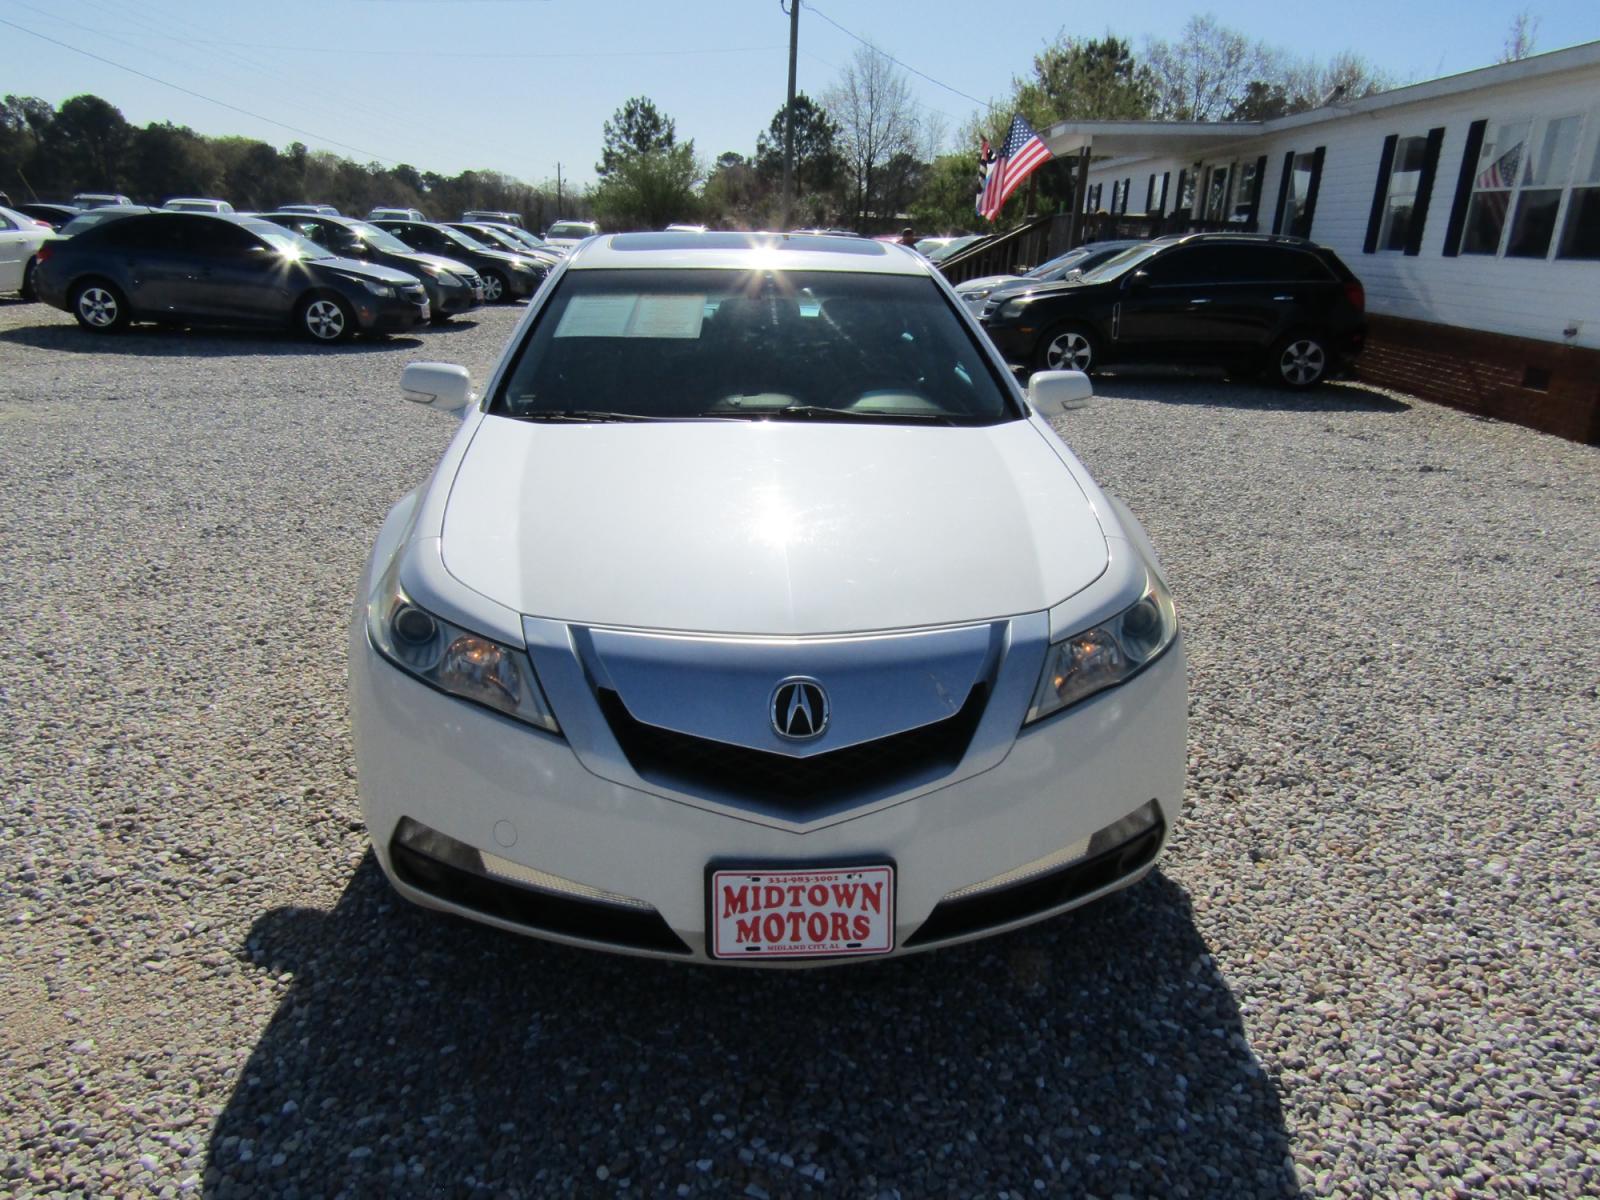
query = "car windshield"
xmin=440 ymin=227 xmax=492 ymax=251
xmin=61 ymin=209 xmax=139 ymax=236
xmin=1023 ymin=251 xmax=1087 ymax=279
xmin=925 ymin=235 xmax=985 ymax=263
xmin=1075 ymin=243 xmax=1164 ymax=284
xmin=344 ymin=221 xmax=414 ymax=254
xmin=547 ymin=222 xmax=594 ymax=239
xmin=465 ymin=226 xmax=519 ymax=250
xmin=494 ymin=268 xmax=1017 ymax=426
xmin=245 ymin=221 xmax=333 ymax=259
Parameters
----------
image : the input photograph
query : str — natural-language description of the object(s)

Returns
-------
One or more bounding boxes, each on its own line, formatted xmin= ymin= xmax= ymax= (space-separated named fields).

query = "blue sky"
xmin=1 ymin=0 xmax=1595 ymax=189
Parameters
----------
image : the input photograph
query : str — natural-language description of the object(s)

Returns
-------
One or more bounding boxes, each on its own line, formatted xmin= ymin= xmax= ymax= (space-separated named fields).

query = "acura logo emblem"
xmin=772 ymin=678 xmax=829 ymax=740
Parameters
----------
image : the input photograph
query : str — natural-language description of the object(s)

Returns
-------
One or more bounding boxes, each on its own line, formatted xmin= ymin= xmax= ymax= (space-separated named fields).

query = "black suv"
xmin=978 ymin=233 xmax=1366 ymax=389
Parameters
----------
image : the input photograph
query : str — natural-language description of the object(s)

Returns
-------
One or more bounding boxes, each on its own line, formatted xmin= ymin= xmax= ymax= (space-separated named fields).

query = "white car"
xmin=162 ymin=197 xmax=234 ymax=213
xmin=0 ymin=205 xmax=52 ymax=298
xmin=350 ymin=232 xmax=1186 ymax=965
xmin=542 ymin=219 xmax=600 ymax=250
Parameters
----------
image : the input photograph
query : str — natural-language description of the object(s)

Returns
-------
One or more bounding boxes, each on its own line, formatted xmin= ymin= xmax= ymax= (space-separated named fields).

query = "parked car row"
xmin=28 ymin=211 xmax=515 ymax=340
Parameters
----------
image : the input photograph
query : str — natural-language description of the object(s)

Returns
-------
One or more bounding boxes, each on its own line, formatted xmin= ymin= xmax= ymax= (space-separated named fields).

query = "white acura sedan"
xmin=350 ymin=232 xmax=1186 ymax=965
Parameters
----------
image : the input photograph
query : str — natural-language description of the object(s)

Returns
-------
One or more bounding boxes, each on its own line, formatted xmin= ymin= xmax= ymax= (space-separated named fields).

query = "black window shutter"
xmin=1245 ymin=154 xmax=1269 ymax=229
xmin=1442 ymin=119 xmax=1488 ymax=258
xmin=1404 ymin=126 xmax=1447 ymax=256
xmin=1272 ymin=150 xmax=1295 ymax=234
xmin=1364 ymin=133 xmax=1400 ymax=254
xmin=1176 ymin=169 xmax=1188 ymax=216
xmin=1161 ymin=171 xmax=1171 ymax=213
xmin=1299 ymin=147 xmax=1326 ymax=237
xmin=1145 ymin=174 xmax=1155 ymax=212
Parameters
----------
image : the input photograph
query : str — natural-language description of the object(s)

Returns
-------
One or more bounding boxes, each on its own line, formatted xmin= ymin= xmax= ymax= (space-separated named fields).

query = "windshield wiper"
xmin=758 ymin=405 xmax=958 ymax=425
xmin=512 ymin=409 xmax=671 ymax=423
xmin=510 ymin=409 xmax=734 ymax=423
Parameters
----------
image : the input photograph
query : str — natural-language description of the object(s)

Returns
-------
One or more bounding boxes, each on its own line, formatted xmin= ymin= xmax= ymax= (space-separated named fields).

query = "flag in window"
xmin=979 ymin=115 xmax=1054 ymax=222
xmin=1476 ymin=140 xmax=1523 ymax=189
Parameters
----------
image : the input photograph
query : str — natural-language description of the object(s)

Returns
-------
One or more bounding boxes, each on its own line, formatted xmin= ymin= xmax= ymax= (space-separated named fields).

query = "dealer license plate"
xmin=709 ymin=865 xmax=895 ymax=959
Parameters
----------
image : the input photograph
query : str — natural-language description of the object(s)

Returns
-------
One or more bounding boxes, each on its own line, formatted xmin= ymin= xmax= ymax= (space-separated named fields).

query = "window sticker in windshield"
xmin=554 ymin=293 xmax=707 ymax=339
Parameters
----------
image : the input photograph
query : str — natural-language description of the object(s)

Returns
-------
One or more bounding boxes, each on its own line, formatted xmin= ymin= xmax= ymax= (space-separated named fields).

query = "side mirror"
xmin=1026 ymin=369 xmax=1093 ymax=416
xmin=1124 ymin=269 xmax=1151 ymax=292
xmin=401 ymin=362 xmax=473 ymax=413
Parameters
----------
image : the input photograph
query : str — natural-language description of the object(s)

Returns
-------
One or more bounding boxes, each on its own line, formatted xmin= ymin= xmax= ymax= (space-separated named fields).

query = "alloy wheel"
xmin=304 ymin=299 xmax=347 ymax=341
xmin=483 ymin=274 xmax=505 ymax=303
xmin=1044 ymin=329 xmax=1093 ymax=372
xmin=1280 ymin=338 xmax=1326 ymax=386
xmin=78 ymin=287 xmax=119 ymax=328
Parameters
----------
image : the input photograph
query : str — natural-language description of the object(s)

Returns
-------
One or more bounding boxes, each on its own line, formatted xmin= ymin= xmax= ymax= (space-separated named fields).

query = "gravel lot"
xmin=1 ymin=295 xmax=1596 ymax=1199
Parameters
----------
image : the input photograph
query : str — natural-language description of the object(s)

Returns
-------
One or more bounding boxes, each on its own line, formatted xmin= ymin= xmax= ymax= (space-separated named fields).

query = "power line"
xmin=0 ymin=15 xmax=405 ymax=165
xmin=802 ymin=2 xmax=997 ymax=112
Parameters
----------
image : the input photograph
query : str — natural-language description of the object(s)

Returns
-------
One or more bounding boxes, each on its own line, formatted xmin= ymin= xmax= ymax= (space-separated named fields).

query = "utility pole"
xmin=780 ymin=0 xmax=799 ymax=230
xmin=555 ymin=162 xmax=563 ymax=216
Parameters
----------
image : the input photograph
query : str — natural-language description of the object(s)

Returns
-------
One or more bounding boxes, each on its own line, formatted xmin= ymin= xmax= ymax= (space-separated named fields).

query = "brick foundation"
xmin=1355 ymin=315 xmax=1600 ymax=445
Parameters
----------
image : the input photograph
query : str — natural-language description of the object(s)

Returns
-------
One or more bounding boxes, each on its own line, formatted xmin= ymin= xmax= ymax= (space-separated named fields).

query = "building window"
xmin=1281 ymin=150 xmax=1322 ymax=237
xmin=1377 ymin=135 xmax=1430 ymax=250
xmin=1459 ymin=113 xmax=1592 ymax=258
xmin=1231 ymin=158 xmax=1259 ymax=223
xmin=1203 ymin=164 xmax=1231 ymax=220
xmin=1178 ymin=169 xmax=1195 ymax=215
xmin=1561 ymin=120 xmax=1600 ymax=259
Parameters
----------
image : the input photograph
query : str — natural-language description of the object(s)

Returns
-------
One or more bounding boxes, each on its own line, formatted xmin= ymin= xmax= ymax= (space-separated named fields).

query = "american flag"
xmin=979 ymin=115 xmax=1053 ymax=222
xmin=1476 ymin=140 xmax=1523 ymax=189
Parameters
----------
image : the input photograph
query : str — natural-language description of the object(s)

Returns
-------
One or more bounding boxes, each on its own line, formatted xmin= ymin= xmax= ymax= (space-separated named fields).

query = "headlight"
xmin=366 ymin=559 xmax=559 ymax=733
xmin=1025 ymin=570 xmax=1177 ymax=724
xmin=344 ymin=275 xmax=396 ymax=298
xmin=966 ymin=287 xmax=992 ymax=301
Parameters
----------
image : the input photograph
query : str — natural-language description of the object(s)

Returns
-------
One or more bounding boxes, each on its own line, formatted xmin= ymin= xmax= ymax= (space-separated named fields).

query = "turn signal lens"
xmin=366 ymin=558 xmax=559 ymax=733
xmin=1026 ymin=570 xmax=1178 ymax=724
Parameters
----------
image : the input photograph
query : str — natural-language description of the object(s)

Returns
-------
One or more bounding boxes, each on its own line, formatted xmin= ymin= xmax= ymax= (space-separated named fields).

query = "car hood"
xmin=473 ymin=247 xmax=536 ymax=268
xmin=311 ymin=256 xmax=419 ymax=286
xmin=439 ymin=416 xmax=1108 ymax=636
xmin=956 ymin=273 xmax=1021 ymax=294
xmin=402 ymin=251 xmax=478 ymax=275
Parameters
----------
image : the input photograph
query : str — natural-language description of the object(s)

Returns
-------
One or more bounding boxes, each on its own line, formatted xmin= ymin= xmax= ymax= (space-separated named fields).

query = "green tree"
xmin=126 ymin=122 xmax=220 ymax=202
xmin=589 ymin=144 xmax=701 ymax=230
xmin=909 ymin=152 xmax=983 ymax=233
xmin=754 ymin=93 xmax=842 ymax=199
xmin=44 ymin=94 xmax=131 ymax=192
xmin=597 ymin=96 xmax=677 ymax=178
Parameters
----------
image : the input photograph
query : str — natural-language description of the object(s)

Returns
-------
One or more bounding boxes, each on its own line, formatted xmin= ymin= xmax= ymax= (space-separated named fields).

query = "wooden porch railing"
xmin=937 ymin=212 xmax=1242 ymax=283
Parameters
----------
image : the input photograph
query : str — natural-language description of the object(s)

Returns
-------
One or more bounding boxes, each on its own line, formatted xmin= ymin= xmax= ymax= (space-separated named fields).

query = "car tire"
xmin=1273 ymin=332 xmax=1330 ymax=389
xmin=1036 ymin=323 xmax=1098 ymax=374
xmin=20 ymin=257 xmax=38 ymax=302
xmin=298 ymin=293 xmax=354 ymax=343
xmin=482 ymin=271 xmax=508 ymax=304
xmin=71 ymin=278 xmax=130 ymax=332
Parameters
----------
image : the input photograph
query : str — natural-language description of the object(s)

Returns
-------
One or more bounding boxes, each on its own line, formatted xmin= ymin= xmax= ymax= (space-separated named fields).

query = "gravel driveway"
xmin=1 ymin=298 xmax=1595 ymax=1199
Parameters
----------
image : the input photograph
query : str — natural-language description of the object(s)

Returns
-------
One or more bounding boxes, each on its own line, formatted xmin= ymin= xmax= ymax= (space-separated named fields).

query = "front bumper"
xmin=350 ymin=611 xmax=1187 ymax=965
xmin=977 ymin=318 xmax=1034 ymax=364
xmin=427 ymin=275 xmax=485 ymax=316
xmin=355 ymin=287 xmax=430 ymax=332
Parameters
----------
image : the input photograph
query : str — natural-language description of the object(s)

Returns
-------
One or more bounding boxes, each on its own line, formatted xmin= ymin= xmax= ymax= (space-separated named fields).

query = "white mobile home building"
xmin=1042 ymin=41 xmax=1600 ymax=443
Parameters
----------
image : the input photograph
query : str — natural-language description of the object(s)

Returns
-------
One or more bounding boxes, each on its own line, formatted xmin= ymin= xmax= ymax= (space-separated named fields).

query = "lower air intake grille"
xmin=597 ymin=686 xmax=988 ymax=817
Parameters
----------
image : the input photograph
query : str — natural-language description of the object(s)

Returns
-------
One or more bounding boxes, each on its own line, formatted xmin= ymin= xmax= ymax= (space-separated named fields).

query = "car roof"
xmin=567 ymin=231 xmax=930 ymax=275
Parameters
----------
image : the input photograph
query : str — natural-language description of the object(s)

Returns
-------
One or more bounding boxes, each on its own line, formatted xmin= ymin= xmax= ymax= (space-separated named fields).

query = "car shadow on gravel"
xmin=0 ymin=324 xmax=423 ymax=357
xmin=204 ymin=857 xmax=1300 ymax=1198
xmin=1086 ymin=368 xmax=1410 ymax=414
